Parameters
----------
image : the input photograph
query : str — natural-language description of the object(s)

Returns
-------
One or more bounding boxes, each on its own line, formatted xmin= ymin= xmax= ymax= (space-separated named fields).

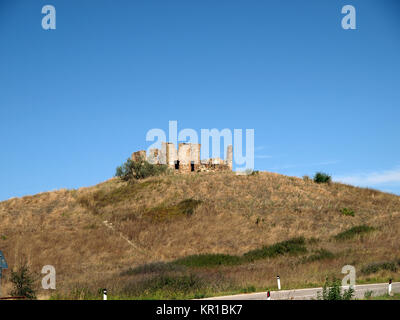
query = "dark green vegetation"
xmin=10 ymin=263 xmax=37 ymax=300
xmin=361 ymin=260 xmax=400 ymax=275
xmin=93 ymin=237 xmax=336 ymax=299
xmin=340 ymin=208 xmax=355 ymax=217
xmin=129 ymin=237 xmax=308 ymax=270
xmin=318 ymin=277 xmax=354 ymax=300
xmin=173 ymin=254 xmax=243 ymax=267
xmin=242 ymin=237 xmax=307 ymax=262
xmin=121 ymin=262 xmax=186 ymax=276
xmin=55 ymin=273 xmax=239 ymax=300
xmin=334 ymin=225 xmax=375 ymax=241
xmin=313 ymin=172 xmax=332 ymax=184
xmin=301 ymin=249 xmax=335 ymax=264
xmin=115 ymin=157 xmax=168 ymax=181
xmin=146 ymin=199 xmax=202 ymax=221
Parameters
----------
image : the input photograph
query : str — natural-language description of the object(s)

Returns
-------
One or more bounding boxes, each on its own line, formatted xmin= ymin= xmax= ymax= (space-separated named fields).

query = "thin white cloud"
xmin=336 ymin=167 xmax=400 ymax=186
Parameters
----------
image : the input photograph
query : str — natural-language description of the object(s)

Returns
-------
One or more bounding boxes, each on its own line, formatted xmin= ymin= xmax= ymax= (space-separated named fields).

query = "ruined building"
xmin=131 ymin=143 xmax=233 ymax=173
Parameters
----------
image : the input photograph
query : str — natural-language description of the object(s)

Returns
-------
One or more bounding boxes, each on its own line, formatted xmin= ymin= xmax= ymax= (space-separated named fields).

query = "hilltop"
xmin=0 ymin=171 xmax=400 ymax=299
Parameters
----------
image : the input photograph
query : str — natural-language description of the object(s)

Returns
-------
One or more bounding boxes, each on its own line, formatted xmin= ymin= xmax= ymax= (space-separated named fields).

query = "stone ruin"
xmin=131 ymin=142 xmax=233 ymax=173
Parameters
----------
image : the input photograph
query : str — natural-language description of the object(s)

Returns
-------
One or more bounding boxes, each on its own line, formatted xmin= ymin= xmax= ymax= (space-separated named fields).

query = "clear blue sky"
xmin=1 ymin=0 xmax=399 ymax=201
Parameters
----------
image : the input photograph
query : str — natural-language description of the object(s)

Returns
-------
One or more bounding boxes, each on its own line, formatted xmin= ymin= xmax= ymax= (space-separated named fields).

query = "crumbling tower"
xmin=226 ymin=145 xmax=233 ymax=170
xmin=162 ymin=142 xmax=178 ymax=167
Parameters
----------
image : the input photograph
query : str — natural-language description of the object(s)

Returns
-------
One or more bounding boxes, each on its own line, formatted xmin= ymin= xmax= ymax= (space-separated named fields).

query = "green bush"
xmin=174 ymin=254 xmax=242 ymax=268
xmin=340 ymin=208 xmax=355 ymax=217
xmin=129 ymin=237 xmax=308 ymax=270
xmin=318 ymin=277 xmax=354 ymax=300
xmin=121 ymin=262 xmax=186 ymax=276
xmin=115 ymin=157 xmax=168 ymax=181
xmin=10 ymin=264 xmax=37 ymax=299
xmin=334 ymin=225 xmax=375 ymax=241
xmin=313 ymin=172 xmax=332 ymax=184
xmin=243 ymin=237 xmax=307 ymax=262
xmin=361 ymin=261 xmax=398 ymax=275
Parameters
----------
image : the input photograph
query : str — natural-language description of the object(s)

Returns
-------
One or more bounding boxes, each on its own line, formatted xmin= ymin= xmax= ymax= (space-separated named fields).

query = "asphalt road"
xmin=203 ymin=282 xmax=400 ymax=300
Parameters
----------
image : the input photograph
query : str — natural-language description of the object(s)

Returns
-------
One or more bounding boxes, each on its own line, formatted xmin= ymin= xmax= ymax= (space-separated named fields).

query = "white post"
xmin=277 ymin=276 xmax=281 ymax=290
xmin=388 ymin=280 xmax=392 ymax=296
xmin=103 ymin=288 xmax=107 ymax=300
xmin=267 ymin=291 xmax=271 ymax=300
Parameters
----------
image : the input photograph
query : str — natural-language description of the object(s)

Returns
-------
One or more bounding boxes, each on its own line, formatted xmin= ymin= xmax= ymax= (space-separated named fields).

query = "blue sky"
xmin=0 ymin=0 xmax=399 ymax=200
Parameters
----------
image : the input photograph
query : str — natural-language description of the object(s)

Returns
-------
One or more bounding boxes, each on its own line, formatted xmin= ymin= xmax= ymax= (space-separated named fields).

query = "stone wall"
xmin=131 ymin=143 xmax=232 ymax=173
xmin=131 ymin=150 xmax=146 ymax=162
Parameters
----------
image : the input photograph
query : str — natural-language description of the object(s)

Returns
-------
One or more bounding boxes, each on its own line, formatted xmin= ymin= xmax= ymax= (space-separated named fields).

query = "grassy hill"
xmin=1 ymin=171 xmax=400 ymax=299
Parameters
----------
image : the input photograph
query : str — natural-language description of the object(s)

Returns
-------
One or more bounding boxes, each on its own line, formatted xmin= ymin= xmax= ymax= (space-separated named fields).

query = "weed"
xmin=318 ymin=277 xmax=354 ymax=300
xmin=340 ymin=208 xmax=355 ymax=217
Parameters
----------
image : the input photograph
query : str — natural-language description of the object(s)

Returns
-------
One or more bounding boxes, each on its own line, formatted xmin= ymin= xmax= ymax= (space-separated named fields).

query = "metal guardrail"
xmin=0 ymin=296 xmax=27 ymax=300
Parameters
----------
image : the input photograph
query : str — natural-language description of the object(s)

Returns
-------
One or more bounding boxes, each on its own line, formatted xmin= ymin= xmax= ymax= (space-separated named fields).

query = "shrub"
xmin=130 ymin=238 xmax=308 ymax=271
xmin=340 ymin=208 xmax=355 ymax=217
xmin=10 ymin=263 xmax=37 ymax=299
xmin=334 ymin=225 xmax=375 ymax=241
xmin=361 ymin=261 xmax=398 ymax=275
xmin=313 ymin=172 xmax=332 ymax=184
xmin=302 ymin=249 xmax=335 ymax=263
xmin=115 ymin=157 xmax=168 ymax=181
xmin=318 ymin=277 xmax=354 ymax=300
xmin=121 ymin=262 xmax=186 ymax=276
xmin=174 ymin=254 xmax=242 ymax=268
xmin=243 ymin=237 xmax=307 ymax=262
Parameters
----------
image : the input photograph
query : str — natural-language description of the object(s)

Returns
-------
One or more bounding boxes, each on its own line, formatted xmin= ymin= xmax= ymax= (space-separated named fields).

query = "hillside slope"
xmin=1 ymin=171 xmax=399 ymax=299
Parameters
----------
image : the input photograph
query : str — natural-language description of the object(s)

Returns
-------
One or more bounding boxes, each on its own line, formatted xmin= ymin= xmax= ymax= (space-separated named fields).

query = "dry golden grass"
xmin=0 ymin=171 xmax=400 ymax=298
